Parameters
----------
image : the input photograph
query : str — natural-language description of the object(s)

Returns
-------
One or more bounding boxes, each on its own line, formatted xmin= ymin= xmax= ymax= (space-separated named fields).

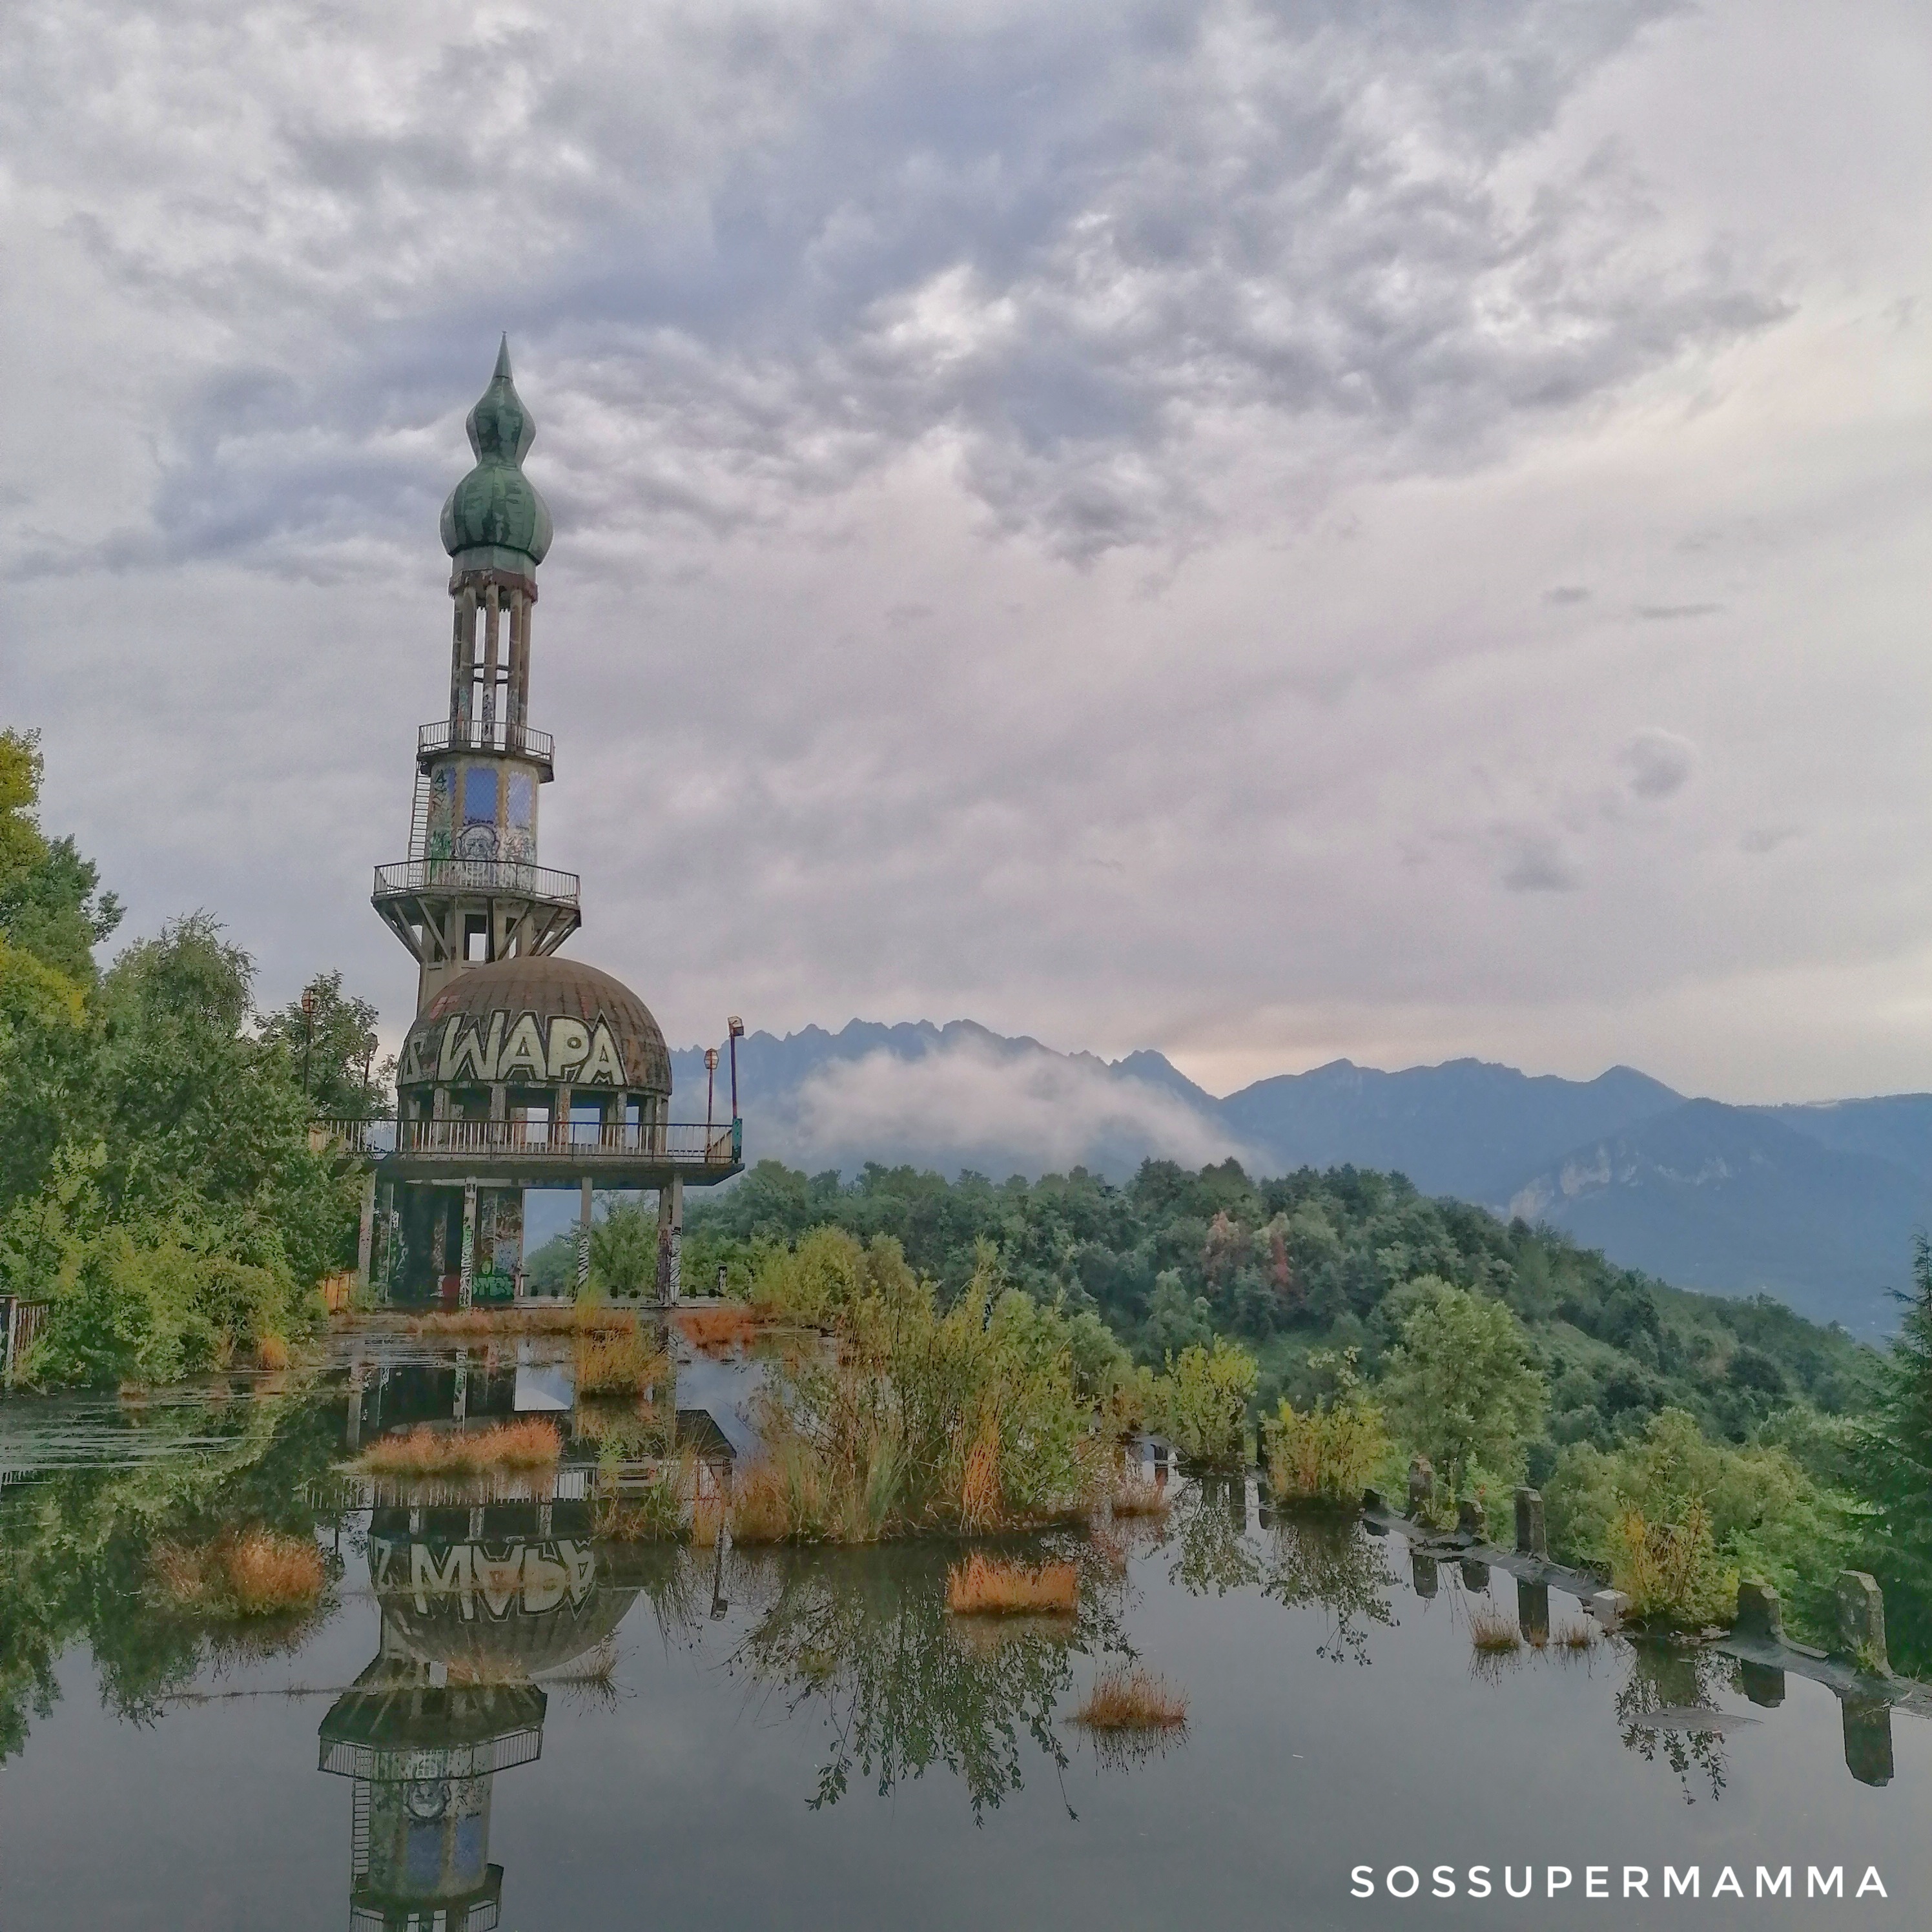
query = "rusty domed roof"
xmin=398 ymin=956 xmax=672 ymax=1096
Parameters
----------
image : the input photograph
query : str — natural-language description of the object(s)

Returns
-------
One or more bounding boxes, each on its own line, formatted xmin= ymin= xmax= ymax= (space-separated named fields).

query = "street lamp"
xmin=726 ymin=1016 xmax=744 ymax=1122
xmin=301 ymin=989 xmax=316 ymax=1104
xmin=704 ymin=1046 xmax=719 ymax=1135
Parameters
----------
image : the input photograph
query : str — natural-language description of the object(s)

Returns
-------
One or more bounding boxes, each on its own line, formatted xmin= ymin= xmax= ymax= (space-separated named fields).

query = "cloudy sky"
xmin=3 ymin=0 xmax=1929 ymax=1105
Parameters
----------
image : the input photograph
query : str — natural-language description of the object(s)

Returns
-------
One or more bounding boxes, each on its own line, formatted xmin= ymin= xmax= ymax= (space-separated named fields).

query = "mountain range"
xmin=668 ymin=1020 xmax=1932 ymax=1336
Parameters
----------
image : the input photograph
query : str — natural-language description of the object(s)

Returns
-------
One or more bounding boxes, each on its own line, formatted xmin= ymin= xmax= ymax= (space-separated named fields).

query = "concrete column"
xmin=460 ymin=1181 xmax=478 ymax=1310
xmin=1738 ymin=1661 xmax=1785 ymax=1709
xmin=576 ymin=1177 xmax=593 ymax=1293
xmin=481 ymin=584 xmax=500 ymax=734
xmin=1736 ymin=1580 xmax=1783 ymax=1644
xmin=1460 ymin=1557 xmax=1490 ymax=1592
xmin=450 ymin=594 xmax=471 ymax=724
xmin=1457 ymin=1497 xmax=1486 ymax=1540
xmin=1410 ymin=1551 xmax=1439 ymax=1599
xmin=1406 ymin=1454 xmax=1433 ymax=1517
xmin=507 ymin=592 xmax=527 ymax=726
xmin=453 ymin=1348 xmax=469 ymax=1422
xmin=346 ymin=1360 xmax=364 ymax=1450
xmin=1835 ymin=1570 xmax=1889 ymax=1674
xmin=1514 ymin=1486 xmax=1547 ymax=1557
xmin=356 ymin=1169 xmax=378 ymax=1291
xmin=657 ymin=1177 xmax=684 ymax=1304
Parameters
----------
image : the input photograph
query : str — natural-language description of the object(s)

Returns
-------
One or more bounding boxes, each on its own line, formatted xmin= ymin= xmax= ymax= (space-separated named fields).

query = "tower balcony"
xmin=313 ymin=1116 xmax=745 ymax=1189
xmin=372 ymin=859 xmax=582 ymax=964
xmin=418 ymin=717 xmax=555 ymax=780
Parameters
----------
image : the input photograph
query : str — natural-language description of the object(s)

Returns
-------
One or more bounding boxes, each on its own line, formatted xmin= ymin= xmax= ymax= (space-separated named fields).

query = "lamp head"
xmin=704 ymin=1047 xmax=719 ymax=1071
xmin=728 ymin=1016 xmax=745 ymax=1039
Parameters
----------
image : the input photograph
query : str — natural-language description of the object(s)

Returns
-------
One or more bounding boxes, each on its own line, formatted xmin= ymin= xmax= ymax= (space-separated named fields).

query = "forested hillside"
xmin=685 ymin=1156 xmax=1877 ymax=1477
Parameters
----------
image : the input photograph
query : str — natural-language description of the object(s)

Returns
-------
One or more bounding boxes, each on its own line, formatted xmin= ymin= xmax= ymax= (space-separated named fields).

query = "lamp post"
xmin=727 ymin=1016 xmax=744 ymax=1122
xmin=362 ymin=1031 xmax=377 ymax=1115
xmin=301 ymin=989 xmax=316 ymax=1104
xmin=704 ymin=1046 xmax=718 ymax=1135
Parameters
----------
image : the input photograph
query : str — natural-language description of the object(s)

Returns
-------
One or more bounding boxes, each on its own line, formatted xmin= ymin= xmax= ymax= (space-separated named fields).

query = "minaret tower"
xmin=372 ymin=338 xmax=582 ymax=1012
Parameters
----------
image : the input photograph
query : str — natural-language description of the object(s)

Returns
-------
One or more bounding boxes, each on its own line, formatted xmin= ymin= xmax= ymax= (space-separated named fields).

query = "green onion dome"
xmin=440 ymin=336 xmax=554 ymax=572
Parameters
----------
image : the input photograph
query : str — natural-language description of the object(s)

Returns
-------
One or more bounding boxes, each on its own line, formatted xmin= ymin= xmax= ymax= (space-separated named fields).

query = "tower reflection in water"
xmin=319 ymin=1497 xmax=636 ymax=1932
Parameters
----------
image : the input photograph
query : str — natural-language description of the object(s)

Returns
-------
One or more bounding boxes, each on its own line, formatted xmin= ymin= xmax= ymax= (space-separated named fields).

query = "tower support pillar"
xmin=576 ymin=1177 xmax=593 ymax=1293
xmin=460 ymin=1181 xmax=478 ymax=1310
xmin=657 ymin=1177 xmax=683 ymax=1304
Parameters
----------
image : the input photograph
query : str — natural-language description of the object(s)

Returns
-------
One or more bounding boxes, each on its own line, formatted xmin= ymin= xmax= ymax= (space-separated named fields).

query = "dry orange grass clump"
xmin=357 ymin=1419 xmax=562 ymax=1477
xmin=675 ymin=1304 xmax=764 ymax=1354
xmin=256 ymin=1334 xmax=291 ymax=1372
xmin=1556 ymin=1619 xmax=1598 ymax=1652
xmin=1074 ymin=1665 xmax=1188 ymax=1732
xmin=1109 ymin=1475 xmax=1171 ymax=1519
xmin=946 ymin=1553 xmax=1079 ymax=1617
xmin=1469 ymin=1606 xmax=1522 ymax=1654
xmin=726 ymin=1460 xmax=807 ymax=1545
xmin=152 ymin=1530 xmax=325 ymax=1618
xmin=575 ymin=1326 xmax=669 ymax=1397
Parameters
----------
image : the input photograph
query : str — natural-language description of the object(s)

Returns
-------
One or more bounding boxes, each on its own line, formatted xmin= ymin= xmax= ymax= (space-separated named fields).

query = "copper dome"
xmin=397 ymin=956 xmax=672 ymax=1096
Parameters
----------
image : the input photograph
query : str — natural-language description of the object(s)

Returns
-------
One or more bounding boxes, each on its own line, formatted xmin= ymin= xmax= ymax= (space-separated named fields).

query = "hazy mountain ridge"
xmin=669 ymin=1020 xmax=1932 ymax=1332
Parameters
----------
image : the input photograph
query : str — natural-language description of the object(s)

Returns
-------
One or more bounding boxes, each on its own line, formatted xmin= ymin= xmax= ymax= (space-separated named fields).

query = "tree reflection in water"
xmin=1615 ymin=1643 xmax=1734 ymax=1805
xmin=728 ymin=1540 xmax=1128 ymax=1815
xmin=1263 ymin=1506 xmax=1399 ymax=1665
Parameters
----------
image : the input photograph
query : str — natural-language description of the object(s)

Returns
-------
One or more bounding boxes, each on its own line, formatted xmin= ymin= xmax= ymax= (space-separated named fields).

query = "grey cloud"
xmin=1545 ymin=586 xmax=1590 ymax=604
xmin=1636 ymin=602 xmax=1725 ymax=621
xmin=1741 ymin=825 xmax=1800 ymax=855
xmin=1501 ymin=831 xmax=1582 ymax=892
xmin=0 ymin=0 xmax=1784 ymax=572
xmin=1619 ymin=728 xmax=1695 ymax=800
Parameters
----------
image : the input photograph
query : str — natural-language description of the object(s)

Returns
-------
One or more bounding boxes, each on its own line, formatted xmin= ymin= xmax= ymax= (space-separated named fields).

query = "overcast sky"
xmin=3 ymin=0 xmax=1929 ymax=1104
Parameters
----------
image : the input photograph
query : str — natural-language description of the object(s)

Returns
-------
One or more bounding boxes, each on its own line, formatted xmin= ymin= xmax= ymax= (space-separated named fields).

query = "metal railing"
xmin=372 ymin=859 xmax=581 ymax=904
xmin=418 ymin=717 xmax=554 ymax=766
xmin=316 ymin=1116 xmax=742 ymax=1166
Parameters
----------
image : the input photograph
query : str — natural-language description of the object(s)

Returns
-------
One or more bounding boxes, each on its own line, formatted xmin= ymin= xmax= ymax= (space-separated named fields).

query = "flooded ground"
xmin=2 ymin=1334 xmax=1927 ymax=1929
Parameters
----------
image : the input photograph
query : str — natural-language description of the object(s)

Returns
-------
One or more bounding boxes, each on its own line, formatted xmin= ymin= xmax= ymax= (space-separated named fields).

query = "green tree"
xmin=256 ymin=970 xmax=391 ymax=1119
xmin=1378 ymin=1277 xmax=1545 ymax=1493
xmin=1851 ymin=1235 xmax=1932 ymax=1666
xmin=590 ymin=1200 xmax=657 ymax=1297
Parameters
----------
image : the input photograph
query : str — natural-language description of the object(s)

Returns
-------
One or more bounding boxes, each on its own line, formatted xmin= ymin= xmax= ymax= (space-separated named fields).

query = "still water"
xmin=1 ymin=1340 xmax=1926 ymax=1931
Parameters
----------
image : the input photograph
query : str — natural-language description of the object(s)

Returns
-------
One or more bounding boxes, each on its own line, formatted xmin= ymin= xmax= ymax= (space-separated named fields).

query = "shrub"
xmin=1153 ymin=1337 xmax=1258 ymax=1470
xmin=1605 ymin=1502 xmax=1736 ymax=1627
xmin=1264 ymin=1350 xmax=1389 ymax=1501
xmin=1546 ymin=1408 xmax=1845 ymax=1630
xmin=1109 ymin=1474 xmax=1171 ymax=1518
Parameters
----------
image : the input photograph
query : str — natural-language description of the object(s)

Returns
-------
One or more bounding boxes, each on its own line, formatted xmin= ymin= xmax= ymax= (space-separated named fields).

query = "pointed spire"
xmin=440 ymin=338 xmax=553 ymax=568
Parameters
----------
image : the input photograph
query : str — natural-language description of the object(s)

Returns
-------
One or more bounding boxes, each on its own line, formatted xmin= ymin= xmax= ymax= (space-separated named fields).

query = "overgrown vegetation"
xmin=355 ymin=1419 xmax=562 ymax=1477
xmin=0 ymin=726 xmax=371 ymax=1385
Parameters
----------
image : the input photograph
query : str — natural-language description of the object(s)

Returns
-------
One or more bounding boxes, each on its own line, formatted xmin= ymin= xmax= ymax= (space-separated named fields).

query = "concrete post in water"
xmin=1738 ymin=1661 xmax=1785 ymax=1709
xmin=1460 ymin=1557 xmax=1490 ymax=1592
xmin=655 ymin=1175 xmax=683 ymax=1302
xmin=1514 ymin=1486 xmax=1547 ymax=1557
xmin=1457 ymin=1497 xmax=1485 ymax=1540
xmin=1406 ymin=1455 xmax=1434 ymax=1518
xmin=1411 ymin=1551 xmax=1439 ymax=1599
xmin=575 ymin=1176 xmax=594 ymax=1293
xmin=1834 ymin=1570 xmax=1889 ymax=1674
xmin=459 ymin=1182 xmax=478 ymax=1310
xmin=1736 ymin=1579 xmax=1783 ymax=1645
xmin=356 ymin=1170 xmax=378 ymax=1291
xmin=1588 ymin=1588 xmax=1630 ymax=1631
xmin=1517 ymin=1577 xmax=1550 ymax=1643
xmin=345 ymin=1359 xmax=364 ymax=1450
xmin=1842 ymin=1694 xmax=1894 ymax=1787
xmin=453 ymin=1348 xmax=469 ymax=1423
